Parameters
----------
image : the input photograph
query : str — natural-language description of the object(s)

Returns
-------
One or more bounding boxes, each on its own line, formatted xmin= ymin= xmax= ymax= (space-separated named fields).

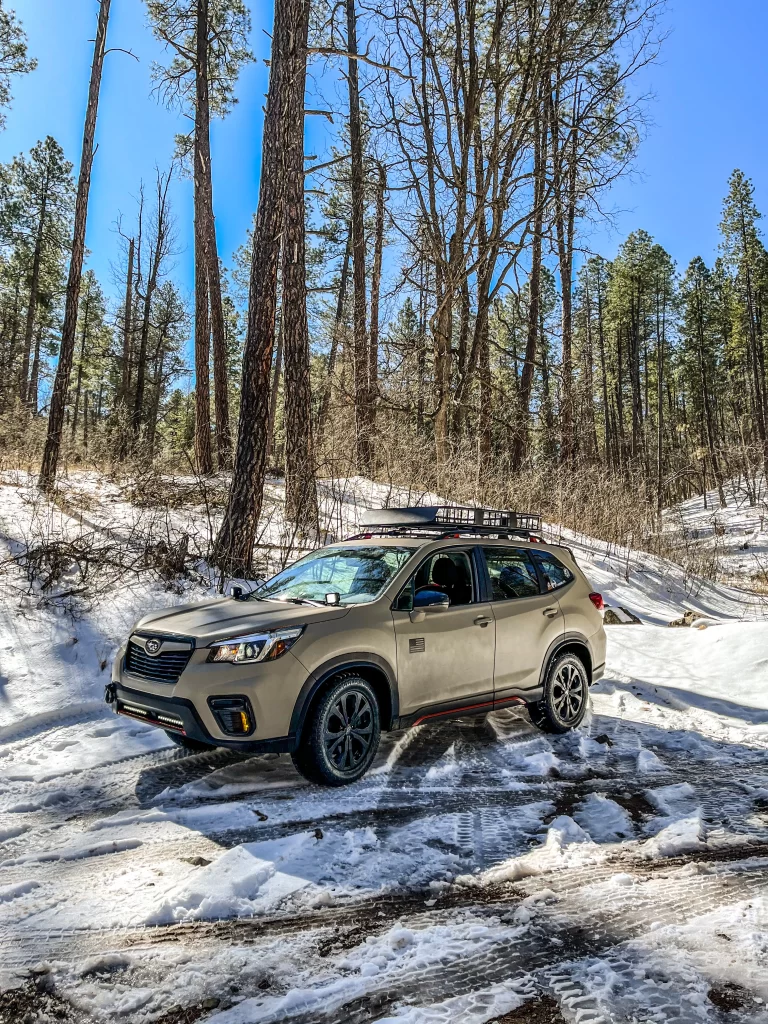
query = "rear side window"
xmin=483 ymin=547 xmax=540 ymax=600
xmin=533 ymin=551 xmax=574 ymax=592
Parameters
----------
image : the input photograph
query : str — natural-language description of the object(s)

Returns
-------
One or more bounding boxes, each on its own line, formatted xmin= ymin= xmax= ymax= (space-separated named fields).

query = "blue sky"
xmin=2 ymin=0 xmax=768 ymax=299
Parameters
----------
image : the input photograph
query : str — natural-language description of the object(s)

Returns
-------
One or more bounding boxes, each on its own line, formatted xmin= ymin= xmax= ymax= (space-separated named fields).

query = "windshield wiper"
xmin=270 ymin=596 xmax=325 ymax=607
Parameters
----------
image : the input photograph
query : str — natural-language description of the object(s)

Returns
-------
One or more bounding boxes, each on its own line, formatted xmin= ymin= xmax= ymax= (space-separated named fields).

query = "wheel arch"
xmin=539 ymin=632 xmax=593 ymax=687
xmin=290 ymin=653 xmax=399 ymax=741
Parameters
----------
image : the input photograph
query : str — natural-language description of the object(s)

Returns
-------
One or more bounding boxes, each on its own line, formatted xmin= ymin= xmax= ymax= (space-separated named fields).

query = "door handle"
xmin=543 ymin=606 xmax=559 ymax=618
xmin=474 ymin=615 xmax=492 ymax=626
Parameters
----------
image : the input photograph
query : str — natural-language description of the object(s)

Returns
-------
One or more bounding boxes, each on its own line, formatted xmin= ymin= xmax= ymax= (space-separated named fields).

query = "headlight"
xmin=207 ymin=626 xmax=305 ymax=664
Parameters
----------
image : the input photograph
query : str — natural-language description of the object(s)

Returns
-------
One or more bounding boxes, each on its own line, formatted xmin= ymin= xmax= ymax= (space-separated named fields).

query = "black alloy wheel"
xmin=323 ymin=688 xmax=375 ymax=772
xmin=528 ymin=651 xmax=589 ymax=733
xmin=292 ymin=675 xmax=381 ymax=786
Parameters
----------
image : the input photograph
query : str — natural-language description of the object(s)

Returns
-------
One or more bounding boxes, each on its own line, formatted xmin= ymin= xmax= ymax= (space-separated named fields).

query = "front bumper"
xmin=105 ymin=681 xmax=298 ymax=753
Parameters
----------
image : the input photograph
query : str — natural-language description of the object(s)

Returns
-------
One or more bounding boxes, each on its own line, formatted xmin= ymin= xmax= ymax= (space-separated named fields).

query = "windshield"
xmin=251 ymin=546 xmax=415 ymax=606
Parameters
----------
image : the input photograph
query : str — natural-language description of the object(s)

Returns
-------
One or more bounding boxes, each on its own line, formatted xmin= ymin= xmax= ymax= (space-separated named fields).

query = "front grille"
xmin=125 ymin=639 xmax=193 ymax=685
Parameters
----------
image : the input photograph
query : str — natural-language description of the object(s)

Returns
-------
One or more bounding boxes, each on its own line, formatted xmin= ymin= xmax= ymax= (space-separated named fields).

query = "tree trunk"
xmin=193 ymin=245 xmax=212 ymax=474
xmin=695 ymin=281 xmax=726 ymax=507
xmin=28 ymin=324 xmax=42 ymax=415
xmin=71 ymin=283 xmax=90 ymax=439
xmin=433 ymin=273 xmax=453 ymax=470
xmin=368 ymin=161 xmax=386 ymax=453
xmin=655 ymin=284 xmax=664 ymax=516
xmin=192 ymin=4 xmax=214 ymax=476
xmin=512 ymin=94 xmax=545 ymax=471
xmin=20 ymin=184 xmax=47 ymax=407
xmin=477 ymin=315 xmax=492 ymax=469
xmin=282 ymin=0 xmax=318 ymax=531
xmin=83 ymin=390 xmax=89 ymax=452
xmin=196 ymin=0 xmax=231 ymax=469
xmin=346 ymin=0 xmax=371 ymax=474
xmin=119 ymin=237 xmax=135 ymax=408
xmin=549 ymin=79 xmax=575 ymax=465
xmin=1 ymin=274 xmax=21 ymax=413
xmin=211 ymin=0 xmax=289 ymax=573
xmin=317 ymin=227 xmax=351 ymax=433
xmin=266 ymin=308 xmax=283 ymax=465
xmin=39 ymin=0 xmax=110 ymax=491
xmin=132 ymin=170 xmax=172 ymax=438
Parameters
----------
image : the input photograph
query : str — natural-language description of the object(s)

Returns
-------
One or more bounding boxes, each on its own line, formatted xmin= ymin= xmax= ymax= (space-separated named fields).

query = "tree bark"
xmin=40 ymin=0 xmax=110 ymax=491
xmin=28 ymin=324 xmax=42 ymax=415
xmin=71 ymin=281 xmax=90 ymax=439
xmin=512 ymin=92 xmax=545 ymax=471
xmin=317 ymin=227 xmax=351 ymax=434
xmin=368 ymin=162 xmax=386 ymax=452
xmin=282 ymin=0 xmax=318 ymax=531
xmin=346 ymin=0 xmax=371 ymax=474
xmin=266 ymin=308 xmax=283 ymax=465
xmin=20 ymin=180 xmax=48 ymax=407
xmin=119 ymin=237 xmax=135 ymax=408
xmin=212 ymin=0 xmax=288 ymax=572
xmin=196 ymin=0 xmax=231 ymax=469
xmin=191 ymin=4 xmax=214 ymax=475
xmin=132 ymin=169 xmax=172 ymax=438
xmin=193 ymin=241 xmax=212 ymax=474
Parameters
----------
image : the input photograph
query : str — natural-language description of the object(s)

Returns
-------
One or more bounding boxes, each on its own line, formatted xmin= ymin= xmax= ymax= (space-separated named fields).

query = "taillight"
xmin=589 ymin=592 xmax=604 ymax=611
xmin=529 ymin=535 xmax=542 ymax=543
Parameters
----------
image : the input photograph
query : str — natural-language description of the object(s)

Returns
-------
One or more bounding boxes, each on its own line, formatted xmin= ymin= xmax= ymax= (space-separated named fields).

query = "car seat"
xmin=431 ymin=556 xmax=469 ymax=605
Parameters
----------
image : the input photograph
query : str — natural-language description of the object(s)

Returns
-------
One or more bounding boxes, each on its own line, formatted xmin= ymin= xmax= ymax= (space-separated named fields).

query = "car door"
xmin=391 ymin=547 xmax=496 ymax=718
xmin=480 ymin=546 xmax=565 ymax=704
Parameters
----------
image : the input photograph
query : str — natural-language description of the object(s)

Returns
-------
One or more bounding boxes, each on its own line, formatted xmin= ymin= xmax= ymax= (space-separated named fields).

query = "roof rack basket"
xmin=356 ymin=505 xmax=542 ymax=539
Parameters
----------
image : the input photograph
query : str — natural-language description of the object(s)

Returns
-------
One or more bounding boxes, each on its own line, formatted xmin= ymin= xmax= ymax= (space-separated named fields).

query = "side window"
xmin=483 ymin=547 xmax=540 ymax=601
xmin=395 ymin=550 xmax=474 ymax=608
xmin=533 ymin=551 xmax=574 ymax=592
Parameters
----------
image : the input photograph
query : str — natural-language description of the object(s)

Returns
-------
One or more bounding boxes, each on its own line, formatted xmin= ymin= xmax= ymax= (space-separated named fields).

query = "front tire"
xmin=528 ymin=652 xmax=589 ymax=733
xmin=292 ymin=676 xmax=381 ymax=786
xmin=165 ymin=730 xmax=214 ymax=753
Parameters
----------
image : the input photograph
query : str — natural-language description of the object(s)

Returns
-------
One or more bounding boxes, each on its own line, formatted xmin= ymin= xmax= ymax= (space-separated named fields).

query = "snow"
xmin=1 ymin=469 xmax=768 ymax=1021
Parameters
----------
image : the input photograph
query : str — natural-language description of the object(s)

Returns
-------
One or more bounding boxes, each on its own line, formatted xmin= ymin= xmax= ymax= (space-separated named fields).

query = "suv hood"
xmin=134 ymin=597 xmax=349 ymax=645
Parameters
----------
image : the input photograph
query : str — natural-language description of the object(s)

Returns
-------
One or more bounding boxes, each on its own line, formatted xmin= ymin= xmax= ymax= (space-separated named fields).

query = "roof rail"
xmin=349 ymin=505 xmax=542 ymax=540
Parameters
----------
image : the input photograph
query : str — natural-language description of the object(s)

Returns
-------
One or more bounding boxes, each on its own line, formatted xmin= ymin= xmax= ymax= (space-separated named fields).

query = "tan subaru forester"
xmin=107 ymin=506 xmax=606 ymax=786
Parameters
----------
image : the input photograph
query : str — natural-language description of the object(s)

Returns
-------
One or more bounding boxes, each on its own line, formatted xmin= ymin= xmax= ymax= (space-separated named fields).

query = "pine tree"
xmin=0 ymin=1 xmax=36 ymax=130
xmin=719 ymin=169 xmax=768 ymax=479
xmin=5 ymin=137 xmax=75 ymax=409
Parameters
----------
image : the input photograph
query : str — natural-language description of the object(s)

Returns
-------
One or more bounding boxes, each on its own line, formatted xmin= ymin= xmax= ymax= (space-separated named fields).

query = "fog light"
xmin=208 ymin=696 xmax=255 ymax=736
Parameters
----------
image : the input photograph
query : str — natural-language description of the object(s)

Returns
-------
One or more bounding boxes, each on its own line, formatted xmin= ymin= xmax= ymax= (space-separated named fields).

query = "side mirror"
xmin=413 ymin=589 xmax=450 ymax=609
xmin=230 ymin=584 xmax=244 ymax=600
xmin=410 ymin=590 xmax=449 ymax=622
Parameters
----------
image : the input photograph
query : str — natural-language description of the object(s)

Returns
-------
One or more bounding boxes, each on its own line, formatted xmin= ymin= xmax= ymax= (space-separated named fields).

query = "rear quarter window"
xmin=533 ymin=551 xmax=574 ymax=592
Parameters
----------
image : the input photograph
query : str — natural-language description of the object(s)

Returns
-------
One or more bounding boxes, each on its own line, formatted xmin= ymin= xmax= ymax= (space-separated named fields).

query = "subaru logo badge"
xmin=145 ymin=638 xmax=161 ymax=656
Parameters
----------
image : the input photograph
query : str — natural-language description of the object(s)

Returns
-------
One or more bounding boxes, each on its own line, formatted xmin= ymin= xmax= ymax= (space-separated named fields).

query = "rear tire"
xmin=528 ymin=652 xmax=589 ymax=734
xmin=292 ymin=675 xmax=381 ymax=786
xmin=165 ymin=730 xmax=213 ymax=753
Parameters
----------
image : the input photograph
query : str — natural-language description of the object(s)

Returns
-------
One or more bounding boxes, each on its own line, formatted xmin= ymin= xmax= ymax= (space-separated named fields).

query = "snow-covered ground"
xmin=663 ymin=474 xmax=768 ymax=589
xmin=1 ymin=472 xmax=767 ymax=1024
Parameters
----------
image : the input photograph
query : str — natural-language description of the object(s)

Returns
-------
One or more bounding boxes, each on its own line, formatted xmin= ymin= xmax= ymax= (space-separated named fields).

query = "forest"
xmin=0 ymin=0 xmax=766 ymax=576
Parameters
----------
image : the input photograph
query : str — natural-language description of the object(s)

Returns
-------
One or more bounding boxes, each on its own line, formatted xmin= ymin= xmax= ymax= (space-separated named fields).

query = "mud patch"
xmin=708 ymin=982 xmax=753 ymax=1012
xmin=0 ymin=978 xmax=84 ymax=1024
xmin=493 ymin=996 xmax=567 ymax=1024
